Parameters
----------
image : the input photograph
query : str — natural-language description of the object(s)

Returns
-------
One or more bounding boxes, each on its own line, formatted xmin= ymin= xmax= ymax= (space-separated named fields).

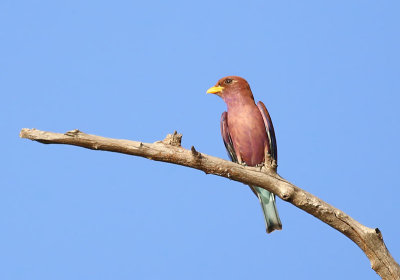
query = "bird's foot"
xmin=256 ymin=162 xmax=265 ymax=171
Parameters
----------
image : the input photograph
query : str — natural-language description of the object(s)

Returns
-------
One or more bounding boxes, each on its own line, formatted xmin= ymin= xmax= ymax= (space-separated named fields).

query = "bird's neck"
xmin=223 ymin=94 xmax=255 ymax=113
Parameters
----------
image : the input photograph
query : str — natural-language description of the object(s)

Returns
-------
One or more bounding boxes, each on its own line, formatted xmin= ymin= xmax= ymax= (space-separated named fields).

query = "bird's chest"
xmin=227 ymin=106 xmax=267 ymax=166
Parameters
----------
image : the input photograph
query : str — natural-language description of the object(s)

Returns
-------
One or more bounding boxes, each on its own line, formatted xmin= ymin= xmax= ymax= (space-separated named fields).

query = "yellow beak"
xmin=206 ymin=86 xmax=224 ymax=94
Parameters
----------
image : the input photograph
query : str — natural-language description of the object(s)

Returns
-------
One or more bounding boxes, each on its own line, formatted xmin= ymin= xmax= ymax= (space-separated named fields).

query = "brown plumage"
xmin=207 ymin=76 xmax=282 ymax=234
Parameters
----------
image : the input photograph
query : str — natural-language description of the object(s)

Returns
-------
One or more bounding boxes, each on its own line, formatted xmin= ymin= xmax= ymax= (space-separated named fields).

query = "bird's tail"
xmin=252 ymin=186 xmax=282 ymax=233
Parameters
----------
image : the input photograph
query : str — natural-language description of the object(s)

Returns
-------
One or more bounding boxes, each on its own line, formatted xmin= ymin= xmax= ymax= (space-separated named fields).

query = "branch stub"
xmin=162 ymin=131 xmax=182 ymax=147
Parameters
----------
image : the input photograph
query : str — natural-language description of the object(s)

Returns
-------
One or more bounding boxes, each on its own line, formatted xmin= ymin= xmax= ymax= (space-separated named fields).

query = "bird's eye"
xmin=224 ymin=79 xmax=233 ymax=84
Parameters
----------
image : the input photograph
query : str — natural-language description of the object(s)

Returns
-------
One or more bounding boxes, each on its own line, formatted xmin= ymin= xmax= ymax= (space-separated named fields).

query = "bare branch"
xmin=20 ymin=128 xmax=400 ymax=280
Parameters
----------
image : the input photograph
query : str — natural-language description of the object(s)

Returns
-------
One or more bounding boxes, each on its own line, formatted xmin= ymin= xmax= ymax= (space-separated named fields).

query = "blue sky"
xmin=2 ymin=1 xmax=399 ymax=279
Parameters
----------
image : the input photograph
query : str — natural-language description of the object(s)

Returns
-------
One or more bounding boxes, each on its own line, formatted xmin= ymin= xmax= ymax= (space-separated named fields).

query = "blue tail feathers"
xmin=252 ymin=186 xmax=282 ymax=233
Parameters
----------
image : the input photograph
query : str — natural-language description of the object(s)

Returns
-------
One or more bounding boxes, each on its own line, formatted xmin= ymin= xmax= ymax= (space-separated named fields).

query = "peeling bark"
xmin=20 ymin=128 xmax=400 ymax=280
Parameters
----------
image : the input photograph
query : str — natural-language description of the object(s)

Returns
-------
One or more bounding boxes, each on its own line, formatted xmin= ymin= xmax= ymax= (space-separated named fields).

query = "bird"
xmin=207 ymin=76 xmax=282 ymax=234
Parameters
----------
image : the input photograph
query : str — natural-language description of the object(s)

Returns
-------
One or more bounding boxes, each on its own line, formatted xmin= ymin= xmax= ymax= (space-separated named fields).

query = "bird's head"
xmin=206 ymin=76 xmax=254 ymax=101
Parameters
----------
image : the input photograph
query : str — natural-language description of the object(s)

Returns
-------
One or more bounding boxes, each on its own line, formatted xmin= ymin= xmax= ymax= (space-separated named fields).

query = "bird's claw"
xmin=256 ymin=162 xmax=265 ymax=171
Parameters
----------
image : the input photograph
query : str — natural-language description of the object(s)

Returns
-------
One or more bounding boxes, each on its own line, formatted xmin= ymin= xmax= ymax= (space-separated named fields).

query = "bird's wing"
xmin=257 ymin=101 xmax=278 ymax=163
xmin=220 ymin=111 xmax=238 ymax=163
xmin=222 ymin=110 xmax=266 ymax=198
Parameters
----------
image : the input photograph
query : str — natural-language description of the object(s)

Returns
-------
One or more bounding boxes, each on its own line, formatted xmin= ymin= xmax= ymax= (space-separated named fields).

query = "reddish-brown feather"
xmin=215 ymin=76 xmax=268 ymax=166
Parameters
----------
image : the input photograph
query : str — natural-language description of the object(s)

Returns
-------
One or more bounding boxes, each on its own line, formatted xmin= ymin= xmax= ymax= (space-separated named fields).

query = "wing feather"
xmin=257 ymin=101 xmax=278 ymax=163
xmin=220 ymin=111 xmax=238 ymax=163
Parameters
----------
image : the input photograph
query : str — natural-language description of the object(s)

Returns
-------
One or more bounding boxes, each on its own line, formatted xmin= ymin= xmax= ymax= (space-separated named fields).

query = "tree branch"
xmin=19 ymin=128 xmax=400 ymax=280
